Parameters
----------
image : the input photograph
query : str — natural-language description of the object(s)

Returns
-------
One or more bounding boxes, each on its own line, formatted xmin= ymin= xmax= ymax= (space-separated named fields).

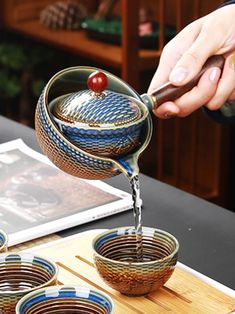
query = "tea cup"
xmin=0 ymin=253 xmax=58 ymax=314
xmin=16 ymin=285 xmax=114 ymax=314
xmin=93 ymin=226 xmax=179 ymax=296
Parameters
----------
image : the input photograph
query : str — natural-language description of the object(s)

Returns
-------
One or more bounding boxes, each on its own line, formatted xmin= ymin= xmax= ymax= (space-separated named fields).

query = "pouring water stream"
xmin=117 ymin=156 xmax=144 ymax=262
xmin=130 ymin=174 xmax=143 ymax=261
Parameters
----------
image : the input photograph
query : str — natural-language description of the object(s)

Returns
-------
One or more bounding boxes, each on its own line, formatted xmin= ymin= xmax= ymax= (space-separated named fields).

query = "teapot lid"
xmin=52 ymin=71 xmax=142 ymax=127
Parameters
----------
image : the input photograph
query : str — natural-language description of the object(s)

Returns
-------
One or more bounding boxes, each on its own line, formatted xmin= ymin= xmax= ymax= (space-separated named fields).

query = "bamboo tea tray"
xmin=26 ymin=230 xmax=235 ymax=314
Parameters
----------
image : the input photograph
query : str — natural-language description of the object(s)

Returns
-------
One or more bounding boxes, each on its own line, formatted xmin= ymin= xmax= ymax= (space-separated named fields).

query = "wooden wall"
xmin=3 ymin=0 xmax=224 ymax=26
xmin=113 ymin=0 xmax=224 ymax=26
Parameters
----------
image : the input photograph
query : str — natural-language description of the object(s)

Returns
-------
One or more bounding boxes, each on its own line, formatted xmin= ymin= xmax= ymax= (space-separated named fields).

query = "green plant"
xmin=0 ymin=43 xmax=27 ymax=71
xmin=0 ymin=41 xmax=55 ymax=99
xmin=0 ymin=70 xmax=21 ymax=98
xmin=0 ymin=36 xmax=60 ymax=124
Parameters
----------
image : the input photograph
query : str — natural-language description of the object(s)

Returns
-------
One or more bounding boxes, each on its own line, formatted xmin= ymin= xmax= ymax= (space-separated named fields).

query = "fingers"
xmin=148 ymin=16 xmax=221 ymax=94
xmin=153 ymin=67 xmax=221 ymax=118
xmin=148 ymin=51 xmax=180 ymax=94
xmin=153 ymin=54 xmax=235 ymax=119
xmin=153 ymin=101 xmax=179 ymax=118
xmin=205 ymin=53 xmax=235 ymax=110
xmin=169 ymin=29 xmax=221 ymax=86
xmin=148 ymin=19 xmax=203 ymax=94
xmin=167 ymin=5 xmax=235 ymax=87
xmin=148 ymin=45 xmax=183 ymax=94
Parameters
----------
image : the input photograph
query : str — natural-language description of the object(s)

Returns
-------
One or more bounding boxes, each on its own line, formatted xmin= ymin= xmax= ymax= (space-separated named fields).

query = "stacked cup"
xmin=0 ymin=229 xmax=114 ymax=314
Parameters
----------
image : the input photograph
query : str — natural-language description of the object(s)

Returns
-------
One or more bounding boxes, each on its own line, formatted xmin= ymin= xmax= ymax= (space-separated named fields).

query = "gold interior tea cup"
xmin=93 ymin=226 xmax=179 ymax=296
xmin=0 ymin=253 xmax=58 ymax=314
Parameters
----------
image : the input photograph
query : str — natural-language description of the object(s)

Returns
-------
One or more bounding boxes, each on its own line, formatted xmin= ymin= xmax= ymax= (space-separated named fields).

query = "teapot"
xmin=35 ymin=55 xmax=224 ymax=180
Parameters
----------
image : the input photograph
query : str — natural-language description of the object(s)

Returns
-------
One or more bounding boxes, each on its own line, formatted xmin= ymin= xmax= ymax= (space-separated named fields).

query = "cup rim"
xmin=92 ymin=226 xmax=179 ymax=265
xmin=0 ymin=252 xmax=58 ymax=296
xmin=0 ymin=229 xmax=8 ymax=251
xmin=15 ymin=284 xmax=115 ymax=314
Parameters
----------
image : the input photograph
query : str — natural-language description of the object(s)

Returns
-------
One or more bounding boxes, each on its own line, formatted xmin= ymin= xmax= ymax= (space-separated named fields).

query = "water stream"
xmin=130 ymin=174 xmax=143 ymax=262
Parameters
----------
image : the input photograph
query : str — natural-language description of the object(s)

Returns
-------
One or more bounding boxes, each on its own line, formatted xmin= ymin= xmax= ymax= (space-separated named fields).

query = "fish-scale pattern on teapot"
xmin=53 ymin=90 xmax=142 ymax=126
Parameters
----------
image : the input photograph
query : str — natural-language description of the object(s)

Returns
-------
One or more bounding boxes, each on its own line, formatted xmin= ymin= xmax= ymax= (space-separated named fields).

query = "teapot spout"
xmin=116 ymin=155 xmax=139 ymax=180
xmin=114 ymin=109 xmax=153 ymax=181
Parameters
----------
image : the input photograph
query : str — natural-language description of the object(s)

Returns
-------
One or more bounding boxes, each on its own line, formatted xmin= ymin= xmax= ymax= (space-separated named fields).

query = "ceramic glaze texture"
xmin=36 ymin=92 xmax=118 ymax=179
xmin=16 ymin=285 xmax=114 ymax=314
xmin=35 ymin=66 xmax=152 ymax=180
xmin=0 ymin=230 xmax=8 ymax=253
xmin=53 ymin=90 xmax=142 ymax=125
xmin=51 ymin=86 xmax=145 ymax=157
xmin=0 ymin=253 xmax=58 ymax=314
xmin=93 ymin=227 xmax=179 ymax=296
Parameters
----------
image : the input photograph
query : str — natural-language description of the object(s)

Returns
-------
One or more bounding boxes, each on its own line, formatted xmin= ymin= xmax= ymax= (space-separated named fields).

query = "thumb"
xmin=169 ymin=29 xmax=221 ymax=86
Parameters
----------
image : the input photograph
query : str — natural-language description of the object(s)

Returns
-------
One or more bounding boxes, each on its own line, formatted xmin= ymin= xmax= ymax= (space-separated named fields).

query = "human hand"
xmin=148 ymin=4 xmax=235 ymax=118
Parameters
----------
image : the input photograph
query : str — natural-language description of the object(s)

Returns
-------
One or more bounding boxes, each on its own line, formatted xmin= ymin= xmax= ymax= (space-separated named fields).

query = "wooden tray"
xmin=27 ymin=230 xmax=235 ymax=314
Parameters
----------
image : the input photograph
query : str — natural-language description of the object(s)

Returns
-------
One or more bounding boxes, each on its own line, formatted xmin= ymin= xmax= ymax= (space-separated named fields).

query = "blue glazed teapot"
xmin=35 ymin=56 xmax=223 ymax=180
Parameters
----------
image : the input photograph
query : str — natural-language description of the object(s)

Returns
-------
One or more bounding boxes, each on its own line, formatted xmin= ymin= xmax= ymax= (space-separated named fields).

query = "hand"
xmin=148 ymin=4 xmax=235 ymax=118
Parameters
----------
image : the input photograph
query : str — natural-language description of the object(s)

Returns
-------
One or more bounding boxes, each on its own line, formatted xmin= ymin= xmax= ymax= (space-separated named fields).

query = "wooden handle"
xmin=150 ymin=55 xmax=225 ymax=109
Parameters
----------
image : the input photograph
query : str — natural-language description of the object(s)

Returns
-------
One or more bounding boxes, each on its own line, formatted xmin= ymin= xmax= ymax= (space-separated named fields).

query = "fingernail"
xmin=164 ymin=112 xmax=176 ymax=119
xmin=209 ymin=67 xmax=221 ymax=83
xmin=169 ymin=67 xmax=189 ymax=83
xmin=229 ymin=54 xmax=235 ymax=69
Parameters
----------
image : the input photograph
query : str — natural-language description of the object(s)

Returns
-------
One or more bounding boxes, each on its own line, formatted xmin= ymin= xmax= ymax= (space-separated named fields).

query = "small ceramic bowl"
xmin=0 ymin=253 xmax=58 ymax=314
xmin=16 ymin=285 xmax=114 ymax=314
xmin=93 ymin=227 xmax=179 ymax=296
xmin=0 ymin=230 xmax=8 ymax=253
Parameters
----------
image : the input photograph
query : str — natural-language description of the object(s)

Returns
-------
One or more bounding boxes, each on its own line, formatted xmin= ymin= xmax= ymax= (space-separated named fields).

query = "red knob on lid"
xmin=87 ymin=71 xmax=108 ymax=93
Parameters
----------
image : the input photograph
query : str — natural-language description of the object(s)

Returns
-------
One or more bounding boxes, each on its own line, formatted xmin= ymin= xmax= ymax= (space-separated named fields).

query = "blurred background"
xmin=1 ymin=0 xmax=234 ymax=211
